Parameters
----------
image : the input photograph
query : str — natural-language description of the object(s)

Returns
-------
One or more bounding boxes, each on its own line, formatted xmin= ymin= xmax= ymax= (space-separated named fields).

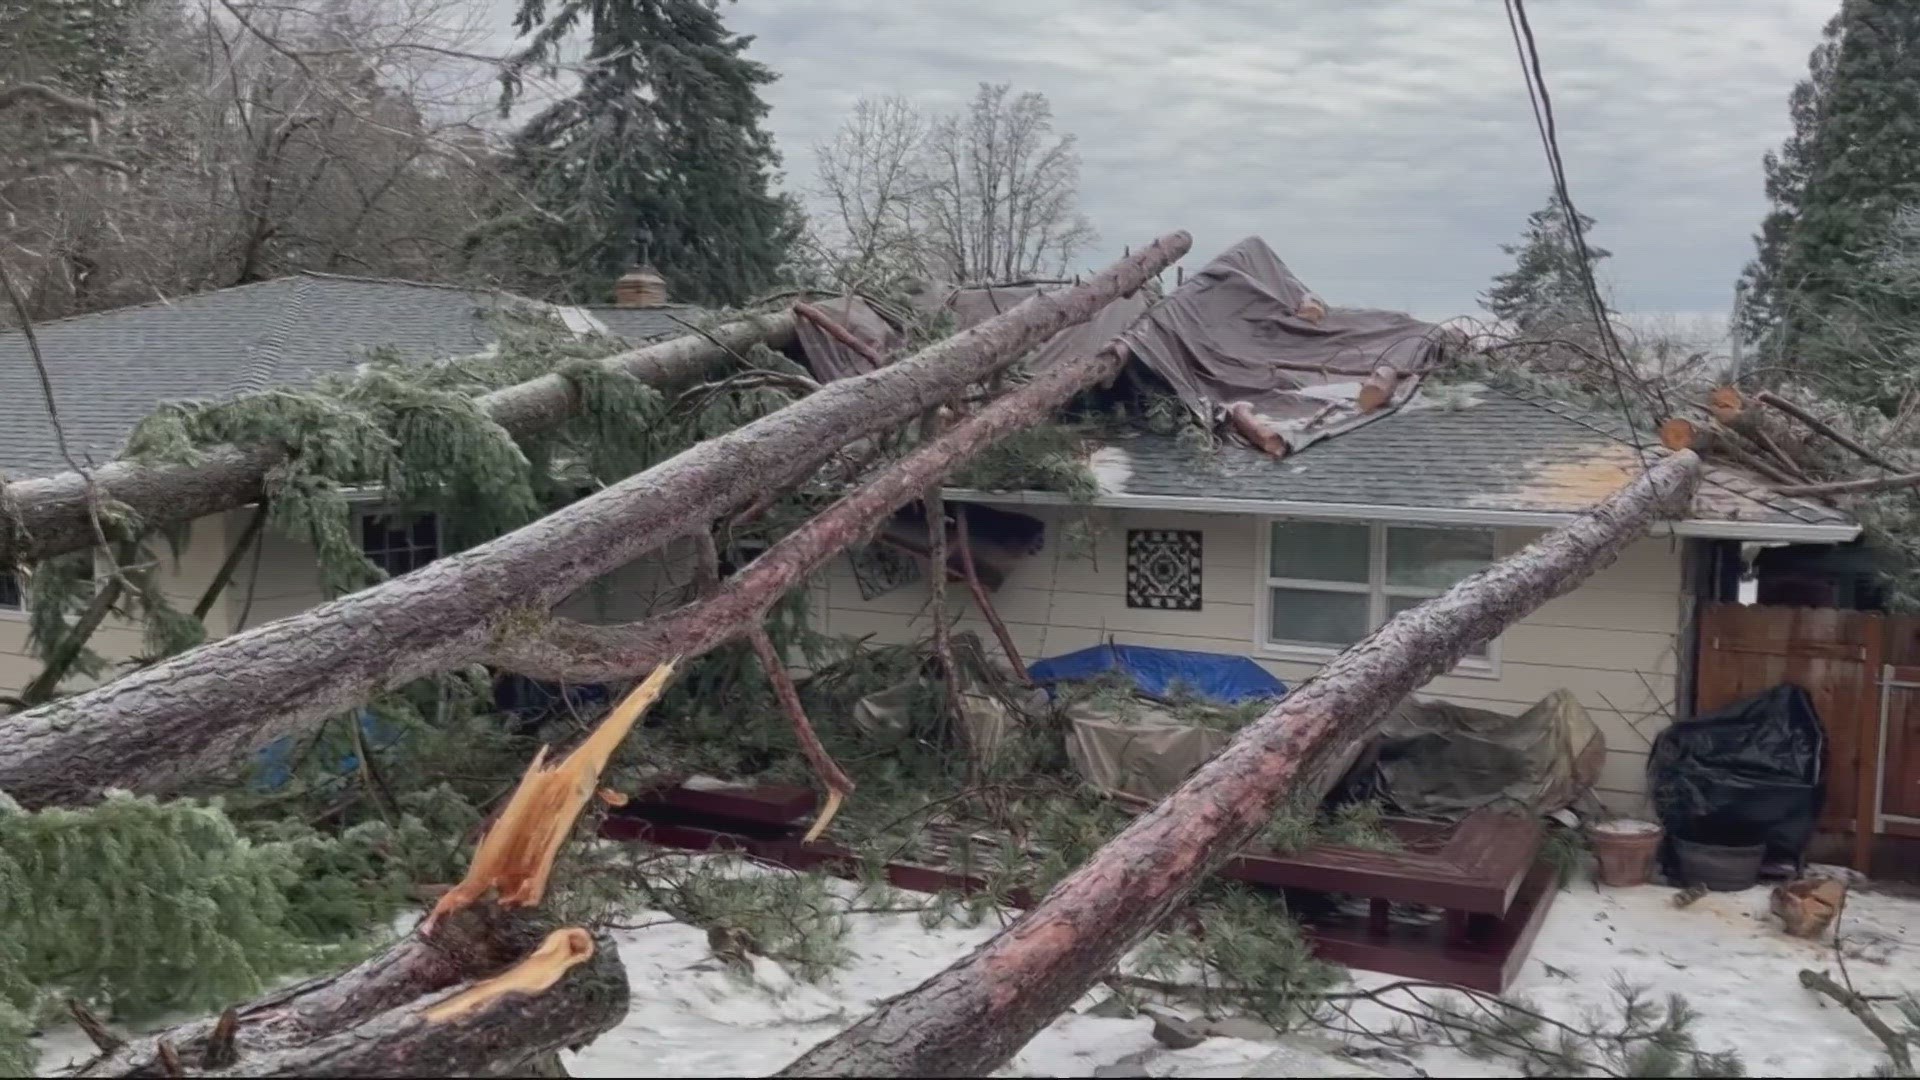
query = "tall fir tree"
xmin=1481 ymin=194 xmax=1611 ymax=334
xmin=1738 ymin=0 xmax=1920 ymax=362
xmin=492 ymin=0 xmax=801 ymax=305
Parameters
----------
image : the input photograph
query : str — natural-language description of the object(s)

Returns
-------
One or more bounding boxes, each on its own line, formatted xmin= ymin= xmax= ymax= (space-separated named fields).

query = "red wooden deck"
xmin=601 ymin=784 xmax=1556 ymax=993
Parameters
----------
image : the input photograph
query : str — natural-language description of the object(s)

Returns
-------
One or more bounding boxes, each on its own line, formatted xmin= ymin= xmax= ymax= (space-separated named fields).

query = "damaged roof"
xmin=0 ymin=273 xmax=690 ymax=479
xmin=951 ymin=384 xmax=1858 ymax=544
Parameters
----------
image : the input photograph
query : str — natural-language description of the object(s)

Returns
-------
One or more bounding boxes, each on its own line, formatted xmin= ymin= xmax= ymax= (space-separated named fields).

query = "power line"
xmin=1501 ymin=0 xmax=1664 ymax=461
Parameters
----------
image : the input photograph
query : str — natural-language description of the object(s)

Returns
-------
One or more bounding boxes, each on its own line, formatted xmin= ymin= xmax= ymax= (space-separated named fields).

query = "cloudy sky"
xmin=486 ymin=1 xmax=1835 ymax=322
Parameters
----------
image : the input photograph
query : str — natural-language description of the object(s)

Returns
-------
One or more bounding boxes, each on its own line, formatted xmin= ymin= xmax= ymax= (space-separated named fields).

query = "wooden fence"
xmin=1696 ymin=602 xmax=1920 ymax=871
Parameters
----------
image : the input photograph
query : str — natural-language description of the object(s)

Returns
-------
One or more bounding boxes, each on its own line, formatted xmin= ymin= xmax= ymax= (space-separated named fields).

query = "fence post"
xmin=1855 ymin=613 xmax=1885 ymax=873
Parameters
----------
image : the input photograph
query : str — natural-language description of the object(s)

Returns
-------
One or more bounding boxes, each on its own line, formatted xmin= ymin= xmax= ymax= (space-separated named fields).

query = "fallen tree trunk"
xmin=69 ymin=663 xmax=678 ymax=1078
xmin=0 ymin=233 xmax=1187 ymax=810
xmin=777 ymin=451 xmax=1704 ymax=1078
xmin=481 ymin=344 xmax=1136 ymax=683
xmin=0 ymin=311 xmax=798 ymax=567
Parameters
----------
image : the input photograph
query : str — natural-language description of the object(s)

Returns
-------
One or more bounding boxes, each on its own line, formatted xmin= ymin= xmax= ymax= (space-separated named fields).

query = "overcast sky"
xmin=485 ymin=1 xmax=1835 ymax=323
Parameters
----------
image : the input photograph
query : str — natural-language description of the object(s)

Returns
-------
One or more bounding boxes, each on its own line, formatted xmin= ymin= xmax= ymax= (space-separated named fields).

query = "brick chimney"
xmin=613 ymin=264 xmax=668 ymax=308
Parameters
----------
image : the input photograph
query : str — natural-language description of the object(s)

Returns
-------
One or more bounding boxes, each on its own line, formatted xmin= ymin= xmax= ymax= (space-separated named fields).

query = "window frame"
xmin=1254 ymin=518 xmax=1501 ymax=678
xmin=355 ymin=507 xmax=443 ymax=580
xmin=0 ymin=567 xmax=24 ymax=618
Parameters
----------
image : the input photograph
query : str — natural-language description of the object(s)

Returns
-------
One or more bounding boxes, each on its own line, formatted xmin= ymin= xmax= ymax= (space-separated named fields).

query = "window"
xmin=359 ymin=510 xmax=440 ymax=578
xmin=1261 ymin=520 xmax=1497 ymax=668
xmin=0 ymin=568 xmax=21 ymax=613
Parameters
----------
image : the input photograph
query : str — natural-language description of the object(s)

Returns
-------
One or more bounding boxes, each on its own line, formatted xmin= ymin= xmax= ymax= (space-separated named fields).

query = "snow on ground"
xmin=568 ymin=871 xmax=1918 ymax=1078
xmin=30 ymin=870 xmax=1919 ymax=1077
xmin=1336 ymin=875 xmax=1916 ymax=1078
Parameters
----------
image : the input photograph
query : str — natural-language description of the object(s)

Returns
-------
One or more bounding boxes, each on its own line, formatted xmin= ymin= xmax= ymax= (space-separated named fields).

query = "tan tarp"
xmin=852 ymin=679 xmax=1019 ymax=762
xmin=1064 ymin=695 xmax=1366 ymax=804
xmin=1063 ymin=698 xmax=1230 ymax=802
xmin=1118 ymin=236 xmax=1461 ymax=455
xmin=792 ymin=295 xmax=903 ymax=383
xmin=848 ymin=634 xmax=1046 ymax=763
xmin=945 ymin=283 xmax=1152 ymax=372
xmin=1337 ymin=689 xmax=1606 ymax=819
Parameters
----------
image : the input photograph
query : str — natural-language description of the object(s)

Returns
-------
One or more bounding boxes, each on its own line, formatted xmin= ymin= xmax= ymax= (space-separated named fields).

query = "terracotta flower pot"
xmin=1590 ymin=819 xmax=1663 ymax=887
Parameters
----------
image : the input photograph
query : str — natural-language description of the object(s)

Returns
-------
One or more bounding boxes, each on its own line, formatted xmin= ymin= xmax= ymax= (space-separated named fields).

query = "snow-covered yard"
xmin=33 ymin=868 xmax=1918 ymax=1077
xmin=564 ymin=869 xmax=1915 ymax=1078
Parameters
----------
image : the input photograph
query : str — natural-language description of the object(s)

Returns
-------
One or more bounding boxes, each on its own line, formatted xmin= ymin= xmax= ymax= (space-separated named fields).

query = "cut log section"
xmin=777 ymin=452 xmax=1703 ymax=1078
xmin=1356 ymin=365 xmax=1400 ymax=413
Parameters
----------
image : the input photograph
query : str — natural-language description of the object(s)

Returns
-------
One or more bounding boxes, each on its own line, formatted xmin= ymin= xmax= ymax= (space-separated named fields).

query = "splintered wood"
xmin=424 ymin=928 xmax=596 ymax=1023
xmin=425 ymin=659 xmax=680 ymax=933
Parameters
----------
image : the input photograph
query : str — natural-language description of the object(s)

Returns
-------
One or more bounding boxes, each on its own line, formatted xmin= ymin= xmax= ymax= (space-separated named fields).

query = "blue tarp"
xmin=1027 ymin=643 xmax=1286 ymax=705
xmin=252 ymin=709 xmax=405 ymax=791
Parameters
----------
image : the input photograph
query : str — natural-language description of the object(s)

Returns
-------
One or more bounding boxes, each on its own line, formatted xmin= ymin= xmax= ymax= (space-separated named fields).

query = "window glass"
xmin=1385 ymin=527 xmax=1494 ymax=590
xmin=1269 ymin=587 xmax=1370 ymax=647
xmin=1268 ymin=521 xmax=1370 ymax=583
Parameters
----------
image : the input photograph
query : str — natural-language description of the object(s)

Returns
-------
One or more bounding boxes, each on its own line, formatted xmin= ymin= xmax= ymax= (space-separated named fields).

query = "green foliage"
xmin=1740 ymin=1 xmax=1920 ymax=387
xmin=1481 ymin=193 xmax=1612 ymax=335
xmin=1258 ymin=796 xmax=1401 ymax=855
xmin=489 ymin=0 xmax=801 ymax=304
xmin=1415 ymin=978 xmax=1744 ymax=1078
xmin=0 ymin=994 xmax=31 ymax=1079
xmin=0 ymin=792 xmax=388 ymax=1022
xmin=949 ymin=422 xmax=1100 ymax=500
xmin=1541 ymin=822 xmax=1591 ymax=887
xmin=1132 ymin=885 xmax=1341 ymax=1028
xmin=637 ymin=859 xmax=853 ymax=980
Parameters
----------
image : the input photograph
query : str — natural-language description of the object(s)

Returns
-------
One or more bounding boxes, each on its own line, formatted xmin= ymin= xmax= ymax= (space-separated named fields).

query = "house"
xmin=0 ymin=256 xmax=1866 ymax=820
xmin=0 ymin=269 xmax=700 ymax=697
xmin=815 ymin=385 xmax=1859 ymax=815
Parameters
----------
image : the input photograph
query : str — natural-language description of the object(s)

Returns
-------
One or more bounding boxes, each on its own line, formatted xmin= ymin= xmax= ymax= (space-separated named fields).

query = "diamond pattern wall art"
xmin=1126 ymin=529 xmax=1203 ymax=610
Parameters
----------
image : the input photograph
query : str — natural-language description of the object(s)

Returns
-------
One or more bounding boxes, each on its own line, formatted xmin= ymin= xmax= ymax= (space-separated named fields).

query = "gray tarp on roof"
xmin=945 ymin=282 xmax=1152 ymax=372
xmin=1118 ymin=236 xmax=1459 ymax=455
xmin=792 ymin=295 xmax=903 ymax=382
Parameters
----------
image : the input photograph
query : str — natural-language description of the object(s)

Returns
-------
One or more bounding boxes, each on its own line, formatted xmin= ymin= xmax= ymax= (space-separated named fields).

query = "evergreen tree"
xmin=1737 ymin=0 xmax=1920 ymax=360
xmin=1480 ymin=194 xmax=1611 ymax=334
xmin=490 ymin=0 xmax=801 ymax=305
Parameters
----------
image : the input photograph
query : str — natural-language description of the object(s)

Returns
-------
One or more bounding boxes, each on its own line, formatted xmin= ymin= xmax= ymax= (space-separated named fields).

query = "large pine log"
xmin=777 ymin=451 xmax=1704 ymax=1078
xmin=0 ymin=234 xmax=1188 ymax=810
xmin=481 ymin=345 xmax=1135 ymax=683
xmin=0 ymin=311 xmax=798 ymax=566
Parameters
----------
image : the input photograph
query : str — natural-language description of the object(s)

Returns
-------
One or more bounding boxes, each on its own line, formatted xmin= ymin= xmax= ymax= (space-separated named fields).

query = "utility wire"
xmin=1502 ymin=0 xmax=1665 ymax=462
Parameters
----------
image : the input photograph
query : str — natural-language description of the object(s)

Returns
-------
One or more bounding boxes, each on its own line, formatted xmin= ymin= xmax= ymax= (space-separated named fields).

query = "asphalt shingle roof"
xmin=1089 ymin=385 xmax=1853 ymax=532
xmin=0 ymin=273 xmax=688 ymax=478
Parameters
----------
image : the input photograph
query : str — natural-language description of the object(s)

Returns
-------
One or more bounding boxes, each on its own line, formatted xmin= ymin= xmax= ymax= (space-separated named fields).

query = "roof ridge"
xmin=1501 ymin=386 xmax=1840 ymax=527
xmin=0 ymin=276 xmax=299 ymax=334
xmin=233 ymin=275 xmax=314 ymax=396
xmin=294 ymin=269 xmax=517 ymax=299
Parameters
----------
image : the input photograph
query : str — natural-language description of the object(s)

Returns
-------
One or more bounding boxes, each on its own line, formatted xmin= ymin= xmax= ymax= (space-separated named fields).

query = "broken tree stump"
xmin=70 ymin=663 xmax=679 ymax=1077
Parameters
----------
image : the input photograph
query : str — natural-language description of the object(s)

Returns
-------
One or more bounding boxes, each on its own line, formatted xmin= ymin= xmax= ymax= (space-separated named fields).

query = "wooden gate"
xmin=1696 ymin=602 xmax=1920 ymax=870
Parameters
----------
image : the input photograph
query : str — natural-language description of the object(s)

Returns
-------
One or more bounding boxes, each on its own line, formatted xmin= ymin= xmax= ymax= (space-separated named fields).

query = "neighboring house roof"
xmin=582 ymin=303 xmax=706 ymax=344
xmin=0 ymin=273 xmax=691 ymax=479
xmin=947 ymin=385 xmax=1859 ymax=544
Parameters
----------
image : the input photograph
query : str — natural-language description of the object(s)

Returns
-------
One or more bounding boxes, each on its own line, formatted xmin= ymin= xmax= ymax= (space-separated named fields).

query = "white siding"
xmin=0 ymin=509 xmax=247 ymax=697
xmin=818 ymin=506 xmax=1686 ymax=813
xmin=0 ymin=511 xmax=699 ymax=700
